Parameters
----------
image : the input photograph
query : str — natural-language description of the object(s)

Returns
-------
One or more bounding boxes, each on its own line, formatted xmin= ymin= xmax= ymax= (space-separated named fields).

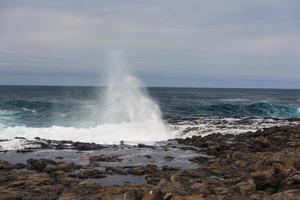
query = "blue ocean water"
xmin=0 ymin=86 xmax=299 ymax=128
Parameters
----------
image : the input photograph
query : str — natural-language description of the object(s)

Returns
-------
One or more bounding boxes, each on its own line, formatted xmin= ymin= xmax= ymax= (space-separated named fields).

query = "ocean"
xmin=0 ymin=86 xmax=299 ymax=147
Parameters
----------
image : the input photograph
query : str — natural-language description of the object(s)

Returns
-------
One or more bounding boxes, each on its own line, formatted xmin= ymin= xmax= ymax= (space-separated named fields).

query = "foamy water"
xmin=0 ymin=121 xmax=173 ymax=145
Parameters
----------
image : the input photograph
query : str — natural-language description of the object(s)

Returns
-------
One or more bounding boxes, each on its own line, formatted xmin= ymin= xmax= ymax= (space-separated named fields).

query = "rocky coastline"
xmin=1 ymin=125 xmax=300 ymax=199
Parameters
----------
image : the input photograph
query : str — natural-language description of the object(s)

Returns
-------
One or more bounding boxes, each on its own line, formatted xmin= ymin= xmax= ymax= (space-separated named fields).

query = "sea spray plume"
xmin=102 ymin=51 xmax=163 ymax=123
xmin=100 ymin=51 xmax=171 ymax=142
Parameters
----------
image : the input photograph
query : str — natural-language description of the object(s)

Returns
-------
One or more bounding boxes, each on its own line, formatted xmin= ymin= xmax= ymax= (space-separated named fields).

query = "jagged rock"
xmin=142 ymin=190 xmax=163 ymax=200
xmin=266 ymin=189 xmax=300 ymax=200
xmin=72 ymin=142 xmax=103 ymax=150
xmin=279 ymin=171 xmax=300 ymax=191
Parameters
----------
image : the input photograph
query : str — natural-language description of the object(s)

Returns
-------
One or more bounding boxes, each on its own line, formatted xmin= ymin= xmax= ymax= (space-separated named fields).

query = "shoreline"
xmin=0 ymin=124 xmax=300 ymax=199
xmin=1 ymin=117 xmax=299 ymax=151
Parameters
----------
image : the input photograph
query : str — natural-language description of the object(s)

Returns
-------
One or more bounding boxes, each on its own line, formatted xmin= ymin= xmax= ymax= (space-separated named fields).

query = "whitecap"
xmin=0 ymin=121 xmax=173 ymax=145
xmin=22 ymin=108 xmax=36 ymax=113
xmin=220 ymin=98 xmax=250 ymax=103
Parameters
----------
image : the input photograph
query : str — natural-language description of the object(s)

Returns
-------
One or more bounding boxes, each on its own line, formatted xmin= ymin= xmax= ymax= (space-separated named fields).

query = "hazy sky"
xmin=0 ymin=0 xmax=299 ymax=88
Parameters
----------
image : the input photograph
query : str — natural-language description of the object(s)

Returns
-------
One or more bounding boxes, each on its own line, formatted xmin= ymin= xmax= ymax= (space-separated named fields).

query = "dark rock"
xmin=26 ymin=159 xmax=80 ymax=172
xmin=188 ymin=156 xmax=209 ymax=163
xmin=14 ymin=163 xmax=26 ymax=169
xmin=0 ymin=160 xmax=14 ymax=170
xmin=14 ymin=137 xmax=27 ymax=140
xmin=164 ymin=156 xmax=174 ymax=161
xmin=138 ymin=143 xmax=156 ymax=149
xmin=161 ymin=166 xmax=179 ymax=171
xmin=142 ymin=190 xmax=163 ymax=200
xmin=78 ymin=168 xmax=107 ymax=179
xmin=124 ymin=189 xmax=144 ymax=200
xmin=163 ymin=193 xmax=173 ymax=200
xmin=279 ymin=171 xmax=300 ymax=191
xmin=89 ymin=155 xmax=122 ymax=162
xmin=72 ymin=142 xmax=103 ymax=150
xmin=125 ymin=164 xmax=158 ymax=175
xmin=17 ymin=149 xmax=34 ymax=153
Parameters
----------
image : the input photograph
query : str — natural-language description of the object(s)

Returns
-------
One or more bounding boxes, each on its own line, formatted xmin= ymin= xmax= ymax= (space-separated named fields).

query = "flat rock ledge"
xmin=1 ymin=125 xmax=300 ymax=200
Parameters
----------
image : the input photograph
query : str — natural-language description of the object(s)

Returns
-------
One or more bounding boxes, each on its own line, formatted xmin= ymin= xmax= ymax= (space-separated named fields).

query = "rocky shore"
xmin=1 ymin=125 xmax=300 ymax=199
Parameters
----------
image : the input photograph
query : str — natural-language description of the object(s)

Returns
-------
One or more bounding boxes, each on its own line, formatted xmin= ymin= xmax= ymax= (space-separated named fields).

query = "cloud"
xmin=0 ymin=0 xmax=299 ymax=88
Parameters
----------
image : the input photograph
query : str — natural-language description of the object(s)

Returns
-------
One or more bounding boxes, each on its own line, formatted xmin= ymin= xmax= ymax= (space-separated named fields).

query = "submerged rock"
xmin=89 ymin=155 xmax=123 ymax=162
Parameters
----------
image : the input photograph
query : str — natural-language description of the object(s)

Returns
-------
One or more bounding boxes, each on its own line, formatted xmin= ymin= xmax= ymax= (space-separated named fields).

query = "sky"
xmin=0 ymin=0 xmax=299 ymax=88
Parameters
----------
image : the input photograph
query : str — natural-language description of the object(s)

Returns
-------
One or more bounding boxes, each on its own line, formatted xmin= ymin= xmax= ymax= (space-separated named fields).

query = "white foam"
xmin=0 ymin=110 xmax=15 ymax=115
xmin=0 ymin=117 xmax=299 ymax=150
xmin=0 ymin=121 xmax=173 ymax=145
xmin=22 ymin=108 xmax=36 ymax=113
xmin=220 ymin=98 xmax=250 ymax=102
xmin=0 ymin=138 xmax=40 ymax=151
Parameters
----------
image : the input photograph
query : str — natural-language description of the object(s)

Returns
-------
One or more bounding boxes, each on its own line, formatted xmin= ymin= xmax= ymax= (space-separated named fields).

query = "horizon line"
xmin=0 ymin=84 xmax=299 ymax=90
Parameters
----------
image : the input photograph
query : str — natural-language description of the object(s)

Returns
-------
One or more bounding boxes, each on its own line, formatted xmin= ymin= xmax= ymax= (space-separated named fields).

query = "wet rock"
xmin=164 ymin=156 xmax=174 ymax=161
xmin=14 ymin=163 xmax=26 ymax=169
xmin=235 ymin=179 xmax=256 ymax=195
xmin=251 ymin=169 xmax=278 ymax=190
xmin=138 ymin=143 xmax=156 ymax=149
xmin=72 ymin=142 xmax=103 ymax=150
xmin=172 ymin=194 xmax=206 ymax=200
xmin=89 ymin=155 xmax=122 ymax=162
xmin=163 ymin=193 xmax=173 ymax=200
xmin=17 ymin=149 xmax=34 ymax=153
xmin=0 ymin=160 xmax=14 ymax=170
xmin=142 ymin=190 xmax=163 ymax=200
xmin=257 ymin=136 xmax=269 ymax=146
xmin=188 ymin=156 xmax=209 ymax=164
xmin=97 ymin=186 xmax=125 ymax=200
xmin=146 ymin=175 xmax=165 ymax=185
xmin=26 ymin=159 xmax=80 ymax=173
xmin=161 ymin=166 xmax=180 ymax=172
xmin=14 ymin=137 xmax=27 ymax=140
xmin=279 ymin=171 xmax=300 ymax=191
xmin=266 ymin=189 xmax=300 ymax=200
xmin=0 ymin=161 xmax=25 ymax=171
xmin=78 ymin=168 xmax=107 ymax=179
xmin=124 ymin=189 xmax=144 ymax=200
xmin=0 ymin=171 xmax=60 ymax=200
xmin=125 ymin=164 xmax=158 ymax=175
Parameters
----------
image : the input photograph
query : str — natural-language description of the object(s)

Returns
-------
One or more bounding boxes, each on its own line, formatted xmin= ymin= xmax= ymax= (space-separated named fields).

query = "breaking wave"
xmin=173 ymin=102 xmax=300 ymax=118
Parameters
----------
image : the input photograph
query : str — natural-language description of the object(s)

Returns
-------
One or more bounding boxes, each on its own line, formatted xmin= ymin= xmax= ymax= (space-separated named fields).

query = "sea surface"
xmin=0 ymin=86 xmax=299 ymax=128
xmin=0 ymin=86 xmax=299 ymax=148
